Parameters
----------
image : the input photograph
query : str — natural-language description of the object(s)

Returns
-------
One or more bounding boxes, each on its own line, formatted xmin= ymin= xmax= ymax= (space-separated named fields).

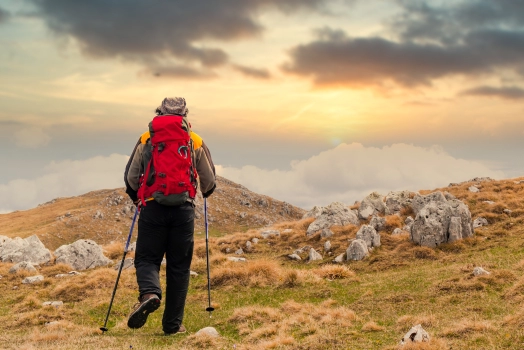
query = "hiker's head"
xmin=155 ymin=97 xmax=188 ymax=116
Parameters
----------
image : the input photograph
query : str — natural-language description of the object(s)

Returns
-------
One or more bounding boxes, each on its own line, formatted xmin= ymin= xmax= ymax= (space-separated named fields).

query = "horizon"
xmin=1 ymin=0 xmax=523 ymax=213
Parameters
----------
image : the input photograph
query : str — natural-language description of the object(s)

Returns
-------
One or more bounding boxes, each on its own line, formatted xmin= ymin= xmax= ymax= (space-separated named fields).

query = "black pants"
xmin=134 ymin=200 xmax=194 ymax=333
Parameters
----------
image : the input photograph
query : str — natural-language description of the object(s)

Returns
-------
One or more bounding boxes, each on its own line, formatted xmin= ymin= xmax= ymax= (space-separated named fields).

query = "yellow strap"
xmin=140 ymin=130 xmax=202 ymax=150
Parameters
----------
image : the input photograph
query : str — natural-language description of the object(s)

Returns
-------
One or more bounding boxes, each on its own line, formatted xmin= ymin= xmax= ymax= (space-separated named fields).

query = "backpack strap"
xmin=140 ymin=130 xmax=203 ymax=149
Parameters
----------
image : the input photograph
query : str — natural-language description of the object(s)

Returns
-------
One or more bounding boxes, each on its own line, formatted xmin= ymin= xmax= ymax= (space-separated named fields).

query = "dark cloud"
xmin=461 ymin=86 xmax=524 ymax=100
xmin=232 ymin=64 xmax=271 ymax=79
xmin=0 ymin=7 xmax=10 ymax=24
xmin=145 ymin=65 xmax=217 ymax=79
xmin=284 ymin=1 xmax=524 ymax=88
xmin=30 ymin=0 xmax=324 ymax=77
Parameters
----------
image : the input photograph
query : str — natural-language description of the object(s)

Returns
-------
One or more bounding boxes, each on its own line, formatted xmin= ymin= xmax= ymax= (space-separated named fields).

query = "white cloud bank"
xmin=217 ymin=143 xmax=506 ymax=209
xmin=0 ymin=154 xmax=129 ymax=213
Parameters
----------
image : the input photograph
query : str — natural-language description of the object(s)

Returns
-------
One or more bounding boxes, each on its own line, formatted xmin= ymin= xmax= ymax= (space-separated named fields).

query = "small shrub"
xmin=312 ymin=265 xmax=356 ymax=280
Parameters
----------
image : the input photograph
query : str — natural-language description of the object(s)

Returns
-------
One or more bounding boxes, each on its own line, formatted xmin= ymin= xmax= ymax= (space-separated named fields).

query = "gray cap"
xmin=157 ymin=97 xmax=188 ymax=116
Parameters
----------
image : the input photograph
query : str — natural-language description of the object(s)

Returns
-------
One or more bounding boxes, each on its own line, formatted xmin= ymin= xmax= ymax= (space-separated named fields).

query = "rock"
xmin=306 ymin=202 xmax=359 ymax=236
xmin=358 ymin=192 xmax=386 ymax=220
xmin=346 ymin=239 xmax=369 ymax=261
xmin=114 ymin=258 xmax=134 ymax=270
xmin=333 ymin=253 xmax=345 ymax=263
xmin=369 ymin=216 xmax=386 ymax=231
xmin=321 ymin=228 xmax=333 ymax=238
xmin=473 ymin=217 xmax=489 ymax=228
xmin=235 ymin=248 xmax=244 ymax=255
xmin=308 ymin=248 xmax=323 ymax=262
xmin=245 ymin=241 xmax=252 ymax=250
xmin=443 ymin=192 xmax=456 ymax=200
xmin=260 ymin=230 xmax=280 ymax=239
xmin=251 ymin=238 xmax=259 ymax=244
xmin=468 ymin=186 xmax=480 ymax=193
xmin=405 ymin=216 xmax=414 ymax=225
xmin=483 ymin=200 xmax=495 ymax=205
xmin=43 ymin=301 xmax=63 ymax=307
xmin=22 ymin=275 xmax=44 ymax=284
xmin=324 ymin=241 xmax=331 ymax=252
xmin=190 ymin=271 xmax=198 ymax=276
xmin=196 ymin=327 xmax=220 ymax=338
xmin=54 ymin=239 xmax=112 ymax=270
xmin=288 ymin=254 xmax=302 ymax=261
xmin=55 ymin=271 xmax=81 ymax=278
xmin=93 ymin=210 xmax=104 ymax=219
xmin=356 ymin=225 xmax=381 ymax=248
xmin=504 ymin=209 xmax=513 ymax=215
xmin=302 ymin=206 xmax=324 ymax=219
xmin=128 ymin=242 xmax=137 ymax=252
xmin=282 ymin=229 xmax=293 ymax=234
xmin=0 ymin=235 xmax=51 ymax=265
xmin=399 ymin=324 xmax=430 ymax=345
xmin=411 ymin=192 xmax=447 ymax=215
xmin=473 ymin=267 xmax=490 ymax=276
xmin=384 ymin=191 xmax=413 ymax=215
xmin=392 ymin=228 xmax=403 ymax=235
xmin=45 ymin=321 xmax=61 ymax=327
xmin=9 ymin=261 xmax=37 ymax=274
xmin=227 ymin=257 xmax=247 ymax=262
xmin=410 ymin=193 xmax=474 ymax=247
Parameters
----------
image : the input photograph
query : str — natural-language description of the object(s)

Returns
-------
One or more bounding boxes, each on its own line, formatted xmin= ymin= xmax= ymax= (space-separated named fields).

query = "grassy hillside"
xmin=1 ymin=177 xmax=524 ymax=349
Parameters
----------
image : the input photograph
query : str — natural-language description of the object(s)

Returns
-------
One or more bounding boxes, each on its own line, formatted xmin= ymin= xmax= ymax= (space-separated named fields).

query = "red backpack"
xmin=138 ymin=115 xmax=198 ymax=206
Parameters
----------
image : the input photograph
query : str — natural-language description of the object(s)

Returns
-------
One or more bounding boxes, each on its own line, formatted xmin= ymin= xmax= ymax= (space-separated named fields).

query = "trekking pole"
xmin=100 ymin=205 xmax=140 ymax=333
xmin=204 ymin=198 xmax=215 ymax=317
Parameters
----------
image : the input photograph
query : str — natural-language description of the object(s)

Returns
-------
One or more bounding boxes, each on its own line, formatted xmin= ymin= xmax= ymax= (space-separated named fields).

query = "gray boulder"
xmin=43 ymin=301 xmax=63 ymax=307
xmin=308 ymin=248 xmax=323 ymax=262
xmin=288 ymin=254 xmax=301 ymax=261
xmin=473 ymin=217 xmax=489 ymax=228
xmin=9 ymin=261 xmax=37 ymax=274
xmin=411 ymin=192 xmax=447 ymax=215
xmin=356 ymin=225 xmax=381 ymax=248
xmin=0 ymin=235 xmax=51 ymax=265
xmin=54 ymin=239 xmax=112 ymax=270
xmin=384 ymin=191 xmax=413 ymax=215
xmin=260 ymin=230 xmax=280 ymax=239
xmin=333 ymin=253 xmax=345 ymax=263
xmin=358 ymin=192 xmax=386 ymax=220
xmin=114 ymin=258 xmax=134 ymax=270
xmin=302 ymin=206 xmax=323 ymax=219
xmin=196 ymin=327 xmax=220 ymax=338
xmin=320 ymin=228 xmax=334 ymax=238
xmin=473 ymin=267 xmax=490 ymax=276
xmin=369 ymin=216 xmax=386 ymax=231
xmin=346 ymin=239 xmax=369 ymax=261
xmin=468 ymin=186 xmax=480 ymax=193
xmin=324 ymin=241 xmax=331 ymax=252
xmin=22 ymin=275 xmax=44 ymax=284
xmin=399 ymin=324 xmax=430 ymax=345
xmin=306 ymin=202 xmax=359 ymax=236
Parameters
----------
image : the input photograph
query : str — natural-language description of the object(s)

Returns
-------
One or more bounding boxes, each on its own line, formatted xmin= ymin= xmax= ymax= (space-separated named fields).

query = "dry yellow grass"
xmin=361 ymin=321 xmax=385 ymax=332
xmin=312 ymin=264 xmax=357 ymax=280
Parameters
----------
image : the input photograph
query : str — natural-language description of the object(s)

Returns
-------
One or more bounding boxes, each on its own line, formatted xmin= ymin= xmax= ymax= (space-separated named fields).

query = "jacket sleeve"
xmin=124 ymin=142 xmax=145 ymax=201
xmin=195 ymin=141 xmax=216 ymax=198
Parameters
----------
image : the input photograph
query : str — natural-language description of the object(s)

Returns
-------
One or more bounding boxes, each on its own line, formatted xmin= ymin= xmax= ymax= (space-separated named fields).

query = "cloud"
xmin=0 ymin=154 xmax=129 ymax=212
xmin=283 ymin=1 xmax=524 ymax=88
xmin=14 ymin=127 xmax=51 ymax=148
xmin=461 ymin=86 xmax=524 ymax=100
xmin=30 ymin=0 xmax=325 ymax=78
xmin=217 ymin=143 xmax=505 ymax=209
xmin=232 ymin=64 xmax=271 ymax=79
xmin=0 ymin=7 xmax=9 ymax=24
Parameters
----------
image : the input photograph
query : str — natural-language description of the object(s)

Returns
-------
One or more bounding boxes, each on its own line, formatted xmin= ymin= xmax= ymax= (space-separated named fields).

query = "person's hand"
xmin=133 ymin=199 xmax=141 ymax=207
xmin=203 ymin=184 xmax=216 ymax=198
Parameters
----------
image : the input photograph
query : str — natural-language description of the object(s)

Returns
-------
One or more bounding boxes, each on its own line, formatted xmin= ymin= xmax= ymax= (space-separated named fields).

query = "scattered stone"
xmin=384 ymin=190 xmax=413 ymax=215
xmin=114 ymin=258 xmax=134 ymax=270
xmin=9 ymin=261 xmax=37 ymax=274
xmin=227 ymin=257 xmax=247 ymax=262
xmin=392 ymin=228 xmax=403 ymax=235
xmin=320 ymin=228 xmax=334 ymax=238
xmin=245 ymin=241 xmax=252 ymax=250
xmin=504 ymin=209 xmax=513 ymax=215
xmin=196 ymin=327 xmax=220 ymax=338
xmin=54 ymin=239 xmax=112 ymax=270
xmin=468 ymin=186 xmax=480 ymax=193
xmin=346 ymin=239 xmax=369 ymax=261
xmin=55 ymin=271 xmax=81 ymax=278
xmin=399 ymin=324 xmax=430 ymax=346
xmin=308 ymin=248 xmax=323 ymax=262
xmin=473 ymin=217 xmax=489 ymax=228
xmin=93 ymin=211 xmax=104 ymax=219
xmin=307 ymin=202 xmax=359 ymax=236
xmin=22 ymin=275 xmax=44 ymax=284
xmin=12 ymin=286 xmax=18 ymax=290
xmin=405 ymin=216 xmax=414 ymax=225
xmin=43 ymin=301 xmax=63 ymax=307
xmin=333 ymin=253 xmax=345 ymax=263
xmin=282 ymin=229 xmax=293 ymax=234
xmin=473 ymin=267 xmax=490 ymax=276
xmin=288 ymin=254 xmax=302 ymax=261
xmin=324 ymin=241 xmax=331 ymax=253
xmin=190 ymin=271 xmax=198 ymax=276
xmin=483 ymin=200 xmax=495 ymax=205
xmin=45 ymin=321 xmax=61 ymax=327
xmin=260 ymin=230 xmax=280 ymax=239
xmin=235 ymin=248 xmax=244 ymax=255
xmin=225 ymin=248 xmax=231 ymax=254
xmin=356 ymin=225 xmax=381 ymax=248
xmin=239 ymin=212 xmax=247 ymax=219
xmin=0 ymin=235 xmax=52 ymax=265
xmin=128 ymin=242 xmax=137 ymax=252
xmin=514 ymin=180 xmax=524 ymax=185
xmin=369 ymin=216 xmax=386 ymax=231
xmin=251 ymin=238 xmax=259 ymax=244
xmin=358 ymin=192 xmax=386 ymax=220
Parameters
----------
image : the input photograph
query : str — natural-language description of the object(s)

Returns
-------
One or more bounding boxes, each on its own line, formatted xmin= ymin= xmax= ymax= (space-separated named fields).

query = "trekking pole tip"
xmin=100 ymin=327 xmax=108 ymax=333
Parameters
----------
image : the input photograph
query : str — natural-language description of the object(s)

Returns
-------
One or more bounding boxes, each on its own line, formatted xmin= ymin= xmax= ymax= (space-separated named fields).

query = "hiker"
xmin=124 ymin=97 xmax=216 ymax=335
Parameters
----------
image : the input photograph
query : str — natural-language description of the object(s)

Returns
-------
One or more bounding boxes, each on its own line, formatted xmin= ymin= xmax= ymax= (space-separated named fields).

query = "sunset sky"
xmin=1 ymin=0 xmax=523 ymax=212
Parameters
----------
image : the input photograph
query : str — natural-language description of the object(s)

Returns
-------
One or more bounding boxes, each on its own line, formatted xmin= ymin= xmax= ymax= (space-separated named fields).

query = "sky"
xmin=1 ymin=0 xmax=523 ymax=213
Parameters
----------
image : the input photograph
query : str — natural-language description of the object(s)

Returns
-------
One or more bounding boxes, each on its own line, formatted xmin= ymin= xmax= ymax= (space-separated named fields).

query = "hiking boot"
xmin=164 ymin=325 xmax=187 ymax=335
xmin=127 ymin=294 xmax=160 ymax=329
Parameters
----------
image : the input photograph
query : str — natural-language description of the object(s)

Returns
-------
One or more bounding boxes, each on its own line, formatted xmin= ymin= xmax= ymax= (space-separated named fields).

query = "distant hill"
xmin=0 ymin=176 xmax=305 ymax=250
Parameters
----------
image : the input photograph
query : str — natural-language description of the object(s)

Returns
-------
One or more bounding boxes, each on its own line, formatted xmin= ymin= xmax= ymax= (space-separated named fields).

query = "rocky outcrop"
xmin=0 ymin=235 xmax=51 ymax=265
xmin=302 ymin=206 xmax=323 ymax=219
xmin=54 ymin=239 xmax=112 ymax=270
xmin=410 ymin=192 xmax=474 ymax=248
xmin=369 ymin=216 xmax=386 ymax=231
xmin=356 ymin=225 xmax=381 ymax=248
xmin=306 ymin=202 xmax=359 ymax=236
xmin=384 ymin=191 xmax=413 ymax=215
xmin=358 ymin=192 xmax=386 ymax=220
